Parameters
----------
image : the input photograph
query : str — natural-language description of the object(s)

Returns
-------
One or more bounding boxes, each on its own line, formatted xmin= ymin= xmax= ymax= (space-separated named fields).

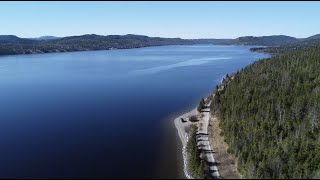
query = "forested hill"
xmin=0 ymin=34 xmax=237 ymax=55
xmin=0 ymin=33 xmax=319 ymax=56
xmin=210 ymin=45 xmax=320 ymax=178
xmin=234 ymin=35 xmax=299 ymax=46
xmin=250 ymin=34 xmax=320 ymax=54
xmin=0 ymin=34 xmax=235 ymax=55
xmin=0 ymin=34 xmax=195 ymax=55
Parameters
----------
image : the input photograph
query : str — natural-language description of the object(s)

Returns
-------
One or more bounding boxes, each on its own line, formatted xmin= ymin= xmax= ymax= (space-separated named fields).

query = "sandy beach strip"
xmin=174 ymin=101 xmax=221 ymax=179
xmin=174 ymin=74 xmax=239 ymax=179
xmin=174 ymin=108 xmax=198 ymax=179
xmin=174 ymin=108 xmax=197 ymax=147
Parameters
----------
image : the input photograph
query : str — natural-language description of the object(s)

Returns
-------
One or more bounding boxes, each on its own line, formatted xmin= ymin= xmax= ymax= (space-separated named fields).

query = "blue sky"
xmin=0 ymin=1 xmax=319 ymax=39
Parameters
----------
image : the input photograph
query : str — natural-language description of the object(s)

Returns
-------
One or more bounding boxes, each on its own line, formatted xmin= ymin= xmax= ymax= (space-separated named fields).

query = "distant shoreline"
xmin=0 ymin=44 xmax=256 ymax=57
xmin=0 ymin=34 xmax=235 ymax=56
xmin=0 ymin=44 xmax=168 ymax=57
xmin=2 ymin=33 xmax=318 ymax=57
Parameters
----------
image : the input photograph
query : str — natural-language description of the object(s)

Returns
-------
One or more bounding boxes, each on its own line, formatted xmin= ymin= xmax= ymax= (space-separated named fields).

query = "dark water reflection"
xmin=0 ymin=45 xmax=268 ymax=178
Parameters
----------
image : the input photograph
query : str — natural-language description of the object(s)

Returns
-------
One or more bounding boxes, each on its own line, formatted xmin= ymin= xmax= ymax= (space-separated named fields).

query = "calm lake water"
xmin=0 ymin=45 xmax=268 ymax=178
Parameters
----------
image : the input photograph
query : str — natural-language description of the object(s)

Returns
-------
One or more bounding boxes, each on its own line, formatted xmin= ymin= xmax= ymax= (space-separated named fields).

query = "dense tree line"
xmin=235 ymin=35 xmax=299 ymax=46
xmin=210 ymin=45 xmax=320 ymax=178
xmin=250 ymin=37 xmax=320 ymax=55
xmin=1 ymin=33 xmax=320 ymax=56
xmin=197 ymin=98 xmax=206 ymax=112
xmin=0 ymin=34 xmax=235 ymax=56
xmin=0 ymin=34 xmax=196 ymax=55
xmin=186 ymin=125 xmax=204 ymax=179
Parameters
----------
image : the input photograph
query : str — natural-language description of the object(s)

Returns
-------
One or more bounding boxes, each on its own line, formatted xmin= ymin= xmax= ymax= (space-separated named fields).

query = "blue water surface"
xmin=0 ymin=45 xmax=269 ymax=178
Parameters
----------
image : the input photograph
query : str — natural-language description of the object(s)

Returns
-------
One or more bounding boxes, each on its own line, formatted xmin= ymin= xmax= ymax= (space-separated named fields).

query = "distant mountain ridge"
xmin=305 ymin=34 xmax=320 ymax=40
xmin=29 ymin=36 xmax=61 ymax=41
xmin=250 ymin=34 xmax=320 ymax=54
xmin=235 ymin=35 xmax=299 ymax=46
xmin=0 ymin=35 xmax=35 ymax=44
xmin=0 ymin=33 xmax=320 ymax=55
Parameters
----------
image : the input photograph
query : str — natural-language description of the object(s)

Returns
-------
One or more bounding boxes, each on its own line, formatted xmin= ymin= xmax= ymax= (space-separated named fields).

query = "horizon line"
xmin=0 ymin=33 xmax=318 ymax=40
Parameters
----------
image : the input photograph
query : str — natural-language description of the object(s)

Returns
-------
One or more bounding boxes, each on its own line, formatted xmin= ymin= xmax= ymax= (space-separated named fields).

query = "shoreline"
xmin=0 ymin=44 xmax=266 ymax=58
xmin=174 ymin=74 xmax=238 ymax=179
xmin=174 ymin=101 xmax=221 ymax=179
xmin=174 ymin=108 xmax=198 ymax=179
